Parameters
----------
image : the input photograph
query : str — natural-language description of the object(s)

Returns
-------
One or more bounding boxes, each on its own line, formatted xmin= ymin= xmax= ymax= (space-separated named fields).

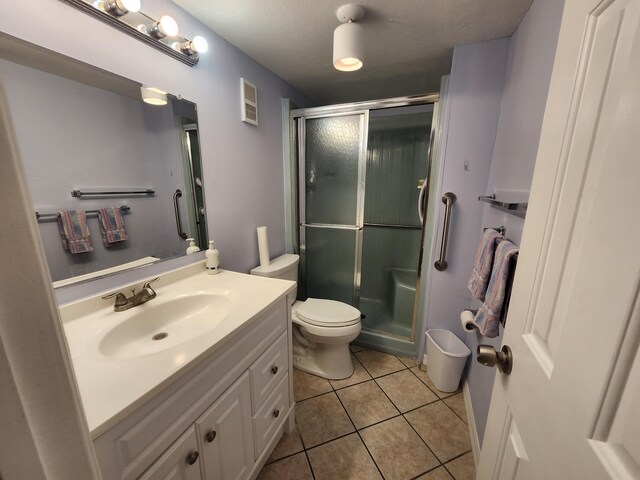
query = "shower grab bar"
xmin=418 ymin=178 xmax=428 ymax=225
xmin=172 ymin=189 xmax=188 ymax=240
xmin=363 ymin=222 xmax=421 ymax=230
xmin=434 ymin=192 xmax=456 ymax=271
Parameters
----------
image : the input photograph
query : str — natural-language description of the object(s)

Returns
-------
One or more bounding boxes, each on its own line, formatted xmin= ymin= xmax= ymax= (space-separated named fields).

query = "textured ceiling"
xmin=173 ymin=0 xmax=534 ymax=105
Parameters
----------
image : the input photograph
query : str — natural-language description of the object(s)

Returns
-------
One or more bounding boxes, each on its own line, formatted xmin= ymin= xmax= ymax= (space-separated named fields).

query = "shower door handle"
xmin=434 ymin=192 xmax=456 ymax=271
xmin=173 ymin=189 xmax=188 ymax=240
xmin=417 ymin=179 xmax=428 ymax=225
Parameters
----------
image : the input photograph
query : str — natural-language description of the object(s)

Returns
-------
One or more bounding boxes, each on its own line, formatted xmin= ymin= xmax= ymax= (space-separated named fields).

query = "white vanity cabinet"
xmin=92 ymin=295 xmax=294 ymax=480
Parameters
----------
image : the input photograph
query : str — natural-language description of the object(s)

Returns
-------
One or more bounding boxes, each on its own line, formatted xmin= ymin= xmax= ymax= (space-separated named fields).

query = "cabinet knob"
xmin=271 ymin=365 xmax=278 ymax=375
xmin=273 ymin=409 xmax=280 ymax=418
xmin=186 ymin=451 xmax=199 ymax=466
xmin=206 ymin=430 xmax=217 ymax=443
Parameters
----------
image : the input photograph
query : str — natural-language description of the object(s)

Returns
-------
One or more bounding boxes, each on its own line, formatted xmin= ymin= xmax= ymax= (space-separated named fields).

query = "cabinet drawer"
xmin=249 ymin=331 xmax=288 ymax=412
xmin=139 ymin=426 xmax=201 ymax=480
xmin=252 ymin=375 xmax=289 ymax=459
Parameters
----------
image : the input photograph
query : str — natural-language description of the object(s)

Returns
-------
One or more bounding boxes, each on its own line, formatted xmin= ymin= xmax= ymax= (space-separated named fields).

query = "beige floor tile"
xmin=330 ymin=356 xmax=372 ymax=390
xmin=268 ymin=424 xmax=304 ymax=463
xmin=396 ymin=355 xmax=418 ymax=368
xmin=445 ymin=452 xmax=476 ymax=480
xmin=257 ymin=452 xmax=313 ymax=480
xmin=336 ymin=380 xmax=399 ymax=429
xmin=405 ymin=402 xmax=471 ymax=463
xmin=349 ymin=343 xmax=366 ymax=352
xmin=376 ymin=369 xmax=438 ymax=413
xmin=443 ymin=392 xmax=468 ymax=423
xmin=354 ymin=349 xmax=405 ymax=377
xmin=410 ymin=366 xmax=459 ymax=398
xmin=360 ymin=416 xmax=439 ymax=480
xmin=307 ymin=433 xmax=382 ymax=480
xmin=415 ymin=466 xmax=454 ymax=480
xmin=293 ymin=368 xmax=333 ymax=402
xmin=296 ymin=392 xmax=355 ymax=448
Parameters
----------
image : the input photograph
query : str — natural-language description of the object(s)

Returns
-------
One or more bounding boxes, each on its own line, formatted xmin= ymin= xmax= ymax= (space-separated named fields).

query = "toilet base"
xmin=293 ymin=342 xmax=355 ymax=380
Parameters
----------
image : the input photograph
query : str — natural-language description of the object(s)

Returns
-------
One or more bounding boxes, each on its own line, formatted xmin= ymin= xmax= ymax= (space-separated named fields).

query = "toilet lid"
xmin=296 ymin=298 xmax=361 ymax=327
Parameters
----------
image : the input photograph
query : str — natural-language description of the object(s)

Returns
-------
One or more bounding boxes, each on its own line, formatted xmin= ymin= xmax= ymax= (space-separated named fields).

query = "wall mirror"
xmin=0 ymin=33 xmax=207 ymax=288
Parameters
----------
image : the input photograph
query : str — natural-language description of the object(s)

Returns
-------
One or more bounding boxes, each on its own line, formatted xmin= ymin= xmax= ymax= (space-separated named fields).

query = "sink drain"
xmin=152 ymin=332 xmax=168 ymax=341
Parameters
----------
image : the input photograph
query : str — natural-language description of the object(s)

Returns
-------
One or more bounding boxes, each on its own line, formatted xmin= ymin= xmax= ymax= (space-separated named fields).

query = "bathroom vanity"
xmin=59 ymin=262 xmax=296 ymax=480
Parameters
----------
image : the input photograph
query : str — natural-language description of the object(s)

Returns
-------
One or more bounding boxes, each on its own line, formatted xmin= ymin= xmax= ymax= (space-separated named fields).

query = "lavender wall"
xmin=0 ymin=0 xmax=311 ymax=301
xmin=0 ymin=59 xmax=189 ymax=281
xmin=464 ymin=0 xmax=564 ymax=445
xmin=420 ymin=38 xmax=509 ymax=346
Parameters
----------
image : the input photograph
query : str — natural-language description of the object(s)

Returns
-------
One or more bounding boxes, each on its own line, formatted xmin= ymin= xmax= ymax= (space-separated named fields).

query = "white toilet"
xmin=250 ymin=254 xmax=361 ymax=380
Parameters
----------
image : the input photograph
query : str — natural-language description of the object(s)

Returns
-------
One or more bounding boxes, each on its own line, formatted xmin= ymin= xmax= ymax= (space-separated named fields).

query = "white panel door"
xmin=478 ymin=0 xmax=640 ymax=478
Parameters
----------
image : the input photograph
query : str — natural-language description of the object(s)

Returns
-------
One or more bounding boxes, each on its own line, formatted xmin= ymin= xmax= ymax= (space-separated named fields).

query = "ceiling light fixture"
xmin=333 ymin=4 xmax=365 ymax=72
xmin=102 ymin=0 xmax=140 ymax=16
xmin=140 ymin=86 xmax=168 ymax=106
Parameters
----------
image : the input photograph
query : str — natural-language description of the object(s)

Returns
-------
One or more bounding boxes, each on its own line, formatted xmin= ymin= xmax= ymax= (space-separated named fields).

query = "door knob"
xmin=477 ymin=344 xmax=513 ymax=374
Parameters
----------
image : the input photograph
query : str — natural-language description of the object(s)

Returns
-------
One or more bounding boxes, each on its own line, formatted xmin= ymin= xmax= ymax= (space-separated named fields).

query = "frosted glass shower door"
xmin=299 ymin=113 xmax=367 ymax=306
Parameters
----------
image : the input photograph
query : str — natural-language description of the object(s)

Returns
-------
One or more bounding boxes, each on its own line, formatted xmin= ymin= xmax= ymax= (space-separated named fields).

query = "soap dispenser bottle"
xmin=186 ymin=238 xmax=200 ymax=255
xmin=205 ymin=240 xmax=220 ymax=274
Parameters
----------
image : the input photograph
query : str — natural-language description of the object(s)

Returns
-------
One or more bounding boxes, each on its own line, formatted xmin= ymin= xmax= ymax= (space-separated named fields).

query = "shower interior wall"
xmin=360 ymin=114 xmax=431 ymax=340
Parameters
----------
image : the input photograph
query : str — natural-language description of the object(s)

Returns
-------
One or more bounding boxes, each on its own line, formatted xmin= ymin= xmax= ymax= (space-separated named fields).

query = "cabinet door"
xmin=139 ymin=426 xmax=201 ymax=480
xmin=196 ymin=372 xmax=254 ymax=480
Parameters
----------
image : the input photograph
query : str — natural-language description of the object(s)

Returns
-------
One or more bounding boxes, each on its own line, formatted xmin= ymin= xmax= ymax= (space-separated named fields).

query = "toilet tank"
xmin=250 ymin=254 xmax=299 ymax=299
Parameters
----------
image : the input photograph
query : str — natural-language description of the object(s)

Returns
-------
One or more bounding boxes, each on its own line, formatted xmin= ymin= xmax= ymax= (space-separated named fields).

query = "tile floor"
xmin=257 ymin=345 xmax=475 ymax=480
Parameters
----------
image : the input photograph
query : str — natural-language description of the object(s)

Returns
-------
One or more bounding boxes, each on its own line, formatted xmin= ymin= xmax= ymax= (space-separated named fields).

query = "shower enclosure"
xmin=292 ymin=96 xmax=439 ymax=356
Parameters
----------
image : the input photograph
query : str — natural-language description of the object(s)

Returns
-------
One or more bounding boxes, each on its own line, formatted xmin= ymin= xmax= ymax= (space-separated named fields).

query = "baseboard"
xmin=462 ymin=380 xmax=481 ymax=467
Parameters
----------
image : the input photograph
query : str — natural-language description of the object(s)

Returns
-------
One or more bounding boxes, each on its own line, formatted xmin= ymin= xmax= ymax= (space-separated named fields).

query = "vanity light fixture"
xmin=140 ymin=86 xmax=168 ymax=106
xmin=61 ymin=0 xmax=208 ymax=66
xmin=101 ymin=0 xmax=140 ymax=16
xmin=333 ymin=4 xmax=365 ymax=72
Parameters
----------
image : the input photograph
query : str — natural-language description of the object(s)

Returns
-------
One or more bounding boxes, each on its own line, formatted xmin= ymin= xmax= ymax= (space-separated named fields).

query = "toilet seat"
xmin=295 ymin=298 xmax=361 ymax=327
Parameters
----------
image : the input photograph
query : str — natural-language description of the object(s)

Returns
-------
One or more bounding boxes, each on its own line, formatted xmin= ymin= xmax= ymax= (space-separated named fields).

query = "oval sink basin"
xmin=98 ymin=293 xmax=231 ymax=359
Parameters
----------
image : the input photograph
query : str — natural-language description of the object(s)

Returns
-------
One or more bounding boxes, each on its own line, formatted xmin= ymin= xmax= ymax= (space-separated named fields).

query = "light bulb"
xmin=102 ymin=0 xmax=140 ymax=16
xmin=146 ymin=15 xmax=179 ymax=39
xmin=191 ymin=36 xmax=208 ymax=54
xmin=119 ymin=0 xmax=140 ymax=13
xmin=159 ymin=15 xmax=179 ymax=37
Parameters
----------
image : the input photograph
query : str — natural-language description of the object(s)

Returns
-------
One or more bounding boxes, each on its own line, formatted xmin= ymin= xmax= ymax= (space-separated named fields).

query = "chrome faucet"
xmin=102 ymin=277 xmax=160 ymax=312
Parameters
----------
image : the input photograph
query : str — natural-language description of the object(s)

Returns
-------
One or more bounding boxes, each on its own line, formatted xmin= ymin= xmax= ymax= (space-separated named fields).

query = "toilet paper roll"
xmin=461 ymin=310 xmax=477 ymax=333
xmin=257 ymin=226 xmax=270 ymax=267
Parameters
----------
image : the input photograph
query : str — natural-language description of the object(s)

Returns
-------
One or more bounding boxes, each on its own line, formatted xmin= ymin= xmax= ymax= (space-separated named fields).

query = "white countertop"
xmin=58 ymin=262 xmax=295 ymax=439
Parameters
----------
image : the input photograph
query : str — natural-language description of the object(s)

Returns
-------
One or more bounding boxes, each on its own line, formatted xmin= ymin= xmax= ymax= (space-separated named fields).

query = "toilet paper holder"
xmin=461 ymin=309 xmax=478 ymax=332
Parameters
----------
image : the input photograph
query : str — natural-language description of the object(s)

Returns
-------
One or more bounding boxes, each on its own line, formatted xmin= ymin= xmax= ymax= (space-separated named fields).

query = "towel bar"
xmin=478 ymin=195 xmax=527 ymax=217
xmin=35 ymin=205 xmax=131 ymax=222
xmin=71 ymin=189 xmax=154 ymax=198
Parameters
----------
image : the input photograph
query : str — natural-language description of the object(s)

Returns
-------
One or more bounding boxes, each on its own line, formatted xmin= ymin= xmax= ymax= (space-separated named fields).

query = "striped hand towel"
xmin=98 ymin=207 xmax=128 ymax=247
xmin=468 ymin=228 xmax=504 ymax=300
xmin=57 ymin=210 xmax=93 ymax=254
xmin=473 ymin=239 xmax=519 ymax=338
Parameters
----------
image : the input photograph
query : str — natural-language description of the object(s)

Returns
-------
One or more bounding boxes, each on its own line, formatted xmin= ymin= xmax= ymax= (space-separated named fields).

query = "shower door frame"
xmin=297 ymin=110 xmax=369 ymax=307
xmin=291 ymin=94 xmax=440 ymax=350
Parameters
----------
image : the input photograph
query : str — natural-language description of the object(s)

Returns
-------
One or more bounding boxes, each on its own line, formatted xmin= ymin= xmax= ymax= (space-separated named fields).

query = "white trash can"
xmin=426 ymin=329 xmax=471 ymax=392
